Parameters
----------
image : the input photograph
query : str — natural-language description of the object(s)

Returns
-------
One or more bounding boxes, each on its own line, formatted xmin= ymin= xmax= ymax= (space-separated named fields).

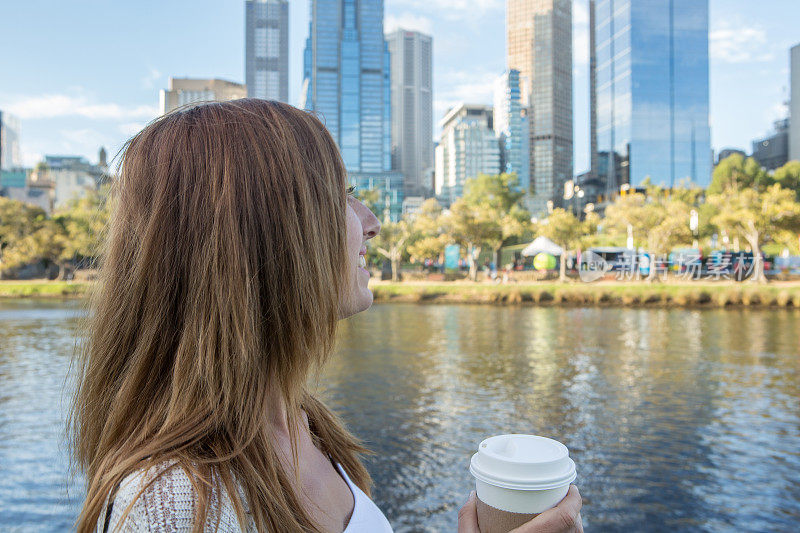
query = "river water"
xmin=0 ymin=300 xmax=798 ymax=532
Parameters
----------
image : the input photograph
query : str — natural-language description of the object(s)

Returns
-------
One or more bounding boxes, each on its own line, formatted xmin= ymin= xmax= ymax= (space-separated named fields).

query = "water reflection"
xmin=325 ymin=305 xmax=800 ymax=532
xmin=1 ymin=301 xmax=798 ymax=532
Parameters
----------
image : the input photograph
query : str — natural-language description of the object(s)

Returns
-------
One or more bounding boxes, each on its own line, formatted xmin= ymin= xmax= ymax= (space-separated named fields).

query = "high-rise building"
xmin=301 ymin=1 xmax=401 ymax=219
xmin=493 ymin=70 xmax=530 ymax=194
xmin=387 ymin=29 xmax=434 ymax=198
xmin=752 ymin=118 xmax=789 ymax=171
xmin=301 ymin=0 xmax=391 ymax=177
xmin=0 ymin=111 xmax=22 ymax=170
xmin=507 ymin=0 xmax=572 ymax=216
xmin=159 ymin=78 xmax=247 ymax=115
xmin=791 ymin=43 xmax=800 ymax=161
xmin=245 ymin=0 xmax=289 ymax=102
xmin=590 ymin=0 xmax=712 ymax=198
xmin=434 ymin=104 xmax=501 ymax=207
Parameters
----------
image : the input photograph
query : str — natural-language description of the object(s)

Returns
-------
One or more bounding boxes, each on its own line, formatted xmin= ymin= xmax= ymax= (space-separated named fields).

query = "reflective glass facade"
xmin=494 ymin=69 xmax=530 ymax=194
xmin=592 ymin=0 xmax=711 ymax=192
xmin=302 ymin=0 xmax=391 ymax=175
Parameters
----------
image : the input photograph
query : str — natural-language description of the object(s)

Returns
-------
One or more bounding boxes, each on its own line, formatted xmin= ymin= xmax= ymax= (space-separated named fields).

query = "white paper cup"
xmin=469 ymin=434 xmax=577 ymax=533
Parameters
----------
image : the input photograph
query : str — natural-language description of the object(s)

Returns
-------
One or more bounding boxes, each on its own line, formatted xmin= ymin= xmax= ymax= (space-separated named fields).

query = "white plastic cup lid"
xmin=469 ymin=434 xmax=577 ymax=491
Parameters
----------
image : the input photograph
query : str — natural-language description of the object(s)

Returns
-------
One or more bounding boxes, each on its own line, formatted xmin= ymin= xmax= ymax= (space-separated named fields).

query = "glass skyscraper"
xmin=301 ymin=0 xmax=391 ymax=176
xmin=245 ymin=0 xmax=289 ymax=102
xmin=494 ymin=69 xmax=530 ymax=195
xmin=591 ymin=0 xmax=711 ymax=194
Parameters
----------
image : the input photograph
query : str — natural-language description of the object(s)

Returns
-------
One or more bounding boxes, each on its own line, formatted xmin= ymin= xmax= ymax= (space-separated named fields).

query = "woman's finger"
xmin=512 ymin=485 xmax=583 ymax=533
xmin=457 ymin=491 xmax=480 ymax=533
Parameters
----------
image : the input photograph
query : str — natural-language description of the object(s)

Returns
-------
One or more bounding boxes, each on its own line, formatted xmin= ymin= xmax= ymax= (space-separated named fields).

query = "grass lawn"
xmin=3 ymin=279 xmax=798 ymax=308
xmin=0 ymin=280 xmax=92 ymax=298
xmin=369 ymin=280 xmax=800 ymax=308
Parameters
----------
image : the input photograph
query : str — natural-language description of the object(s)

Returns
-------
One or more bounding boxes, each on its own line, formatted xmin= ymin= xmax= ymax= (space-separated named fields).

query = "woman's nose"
xmin=362 ymin=209 xmax=381 ymax=239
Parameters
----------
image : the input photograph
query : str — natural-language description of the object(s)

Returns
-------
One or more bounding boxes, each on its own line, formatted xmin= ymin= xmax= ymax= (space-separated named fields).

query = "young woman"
xmin=70 ymin=99 xmax=581 ymax=532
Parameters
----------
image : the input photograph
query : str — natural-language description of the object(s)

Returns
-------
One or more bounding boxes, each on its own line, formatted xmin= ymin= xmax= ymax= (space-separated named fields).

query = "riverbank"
xmin=0 ymin=280 xmax=91 ymax=298
xmin=369 ymin=280 xmax=800 ymax=308
xmin=3 ymin=279 xmax=800 ymax=308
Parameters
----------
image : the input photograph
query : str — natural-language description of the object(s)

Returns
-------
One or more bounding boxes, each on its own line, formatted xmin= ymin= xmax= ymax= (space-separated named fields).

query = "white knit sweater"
xmin=96 ymin=461 xmax=393 ymax=532
xmin=97 ymin=461 xmax=254 ymax=532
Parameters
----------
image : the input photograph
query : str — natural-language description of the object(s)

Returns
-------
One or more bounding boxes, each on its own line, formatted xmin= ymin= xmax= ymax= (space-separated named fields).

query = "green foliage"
xmin=0 ymin=187 xmax=111 ymax=278
xmin=445 ymin=173 xmax=532 ymax=279
xmin=708 ymin=154 xmax=771 ymax=194
xmin=406 ymin=198 xmax=448 ymax=262
xmin=707 ymin=183 xmax=800 ymax=282
xmin=772 ymin=160 xmax=800 ymax=201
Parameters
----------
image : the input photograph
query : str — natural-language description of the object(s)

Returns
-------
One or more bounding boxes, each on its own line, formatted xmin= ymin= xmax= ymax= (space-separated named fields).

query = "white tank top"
xmin=334 ymin=462 xmax=394 ymax=532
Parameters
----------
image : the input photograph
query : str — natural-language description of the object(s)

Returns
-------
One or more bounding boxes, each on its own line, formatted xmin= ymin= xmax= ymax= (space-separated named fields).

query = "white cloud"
xmin=385 ymin=13 xmax=434 ymax=34
xmin=437 ymin=69 xmax=497 ymax=103
xmin=433 ymin=68 xmax=499 ymax=127
xmin=118 ymin=122 xmax=147 ymax=137
xmin=710 ymin=22 xmax=774 ymax=64
xmin=141 ymin=67 xmax=162 ymax=89
xmin=4 ymin=93 xmax=158 ymax=121
xmin=389 ymin=0 xmax=503 ymax=20
xmin=60 ymin=128 xmax=108 ymax=151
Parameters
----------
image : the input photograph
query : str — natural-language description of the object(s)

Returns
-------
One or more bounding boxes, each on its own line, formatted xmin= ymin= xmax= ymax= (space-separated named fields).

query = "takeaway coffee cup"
xmin=469 ymin=434 xmax=577 ymax=533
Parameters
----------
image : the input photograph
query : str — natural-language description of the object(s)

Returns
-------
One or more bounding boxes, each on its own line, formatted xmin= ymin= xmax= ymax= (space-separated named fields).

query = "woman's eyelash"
xmin=346 ymin=185 xmax=357 ymax=196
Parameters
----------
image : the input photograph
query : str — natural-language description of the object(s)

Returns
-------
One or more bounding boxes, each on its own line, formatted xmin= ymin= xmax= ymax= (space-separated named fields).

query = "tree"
xmin=535 ymin=208 xmax=587 ymax=281
xmin=707 ymin=183 xmax=800 ymax=283
xmin=2 ymin=218 xmax=71 ymax=279
xmin=708 ymin=154 xmax=771 ymax=195
xmin=372 ymin=218 xmax=410 ymax=282
xmin=461 ymin=173 xmax=531 ymax=267
xmin=772 ymin=160 xmax=800 ymax=201
xmin=406 ymin=198 xmax=448 ymax=264
xmin=0 ymin=198 xmax=47 ymax=277
xmin=445 ymin=198 xmax=500 ymax=281
xmin=601 ymin=190 xmax=650 ymax=248
xmin=58 ymin=188 xmax=112 ymax=267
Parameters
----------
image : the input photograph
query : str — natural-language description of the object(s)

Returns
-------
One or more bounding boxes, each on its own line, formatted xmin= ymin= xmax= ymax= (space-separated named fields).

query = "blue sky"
xmin=0 ymin=0 xmax=797 ymax=175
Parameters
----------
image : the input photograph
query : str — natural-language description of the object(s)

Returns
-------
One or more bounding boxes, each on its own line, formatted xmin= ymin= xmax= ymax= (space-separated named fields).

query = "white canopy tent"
xmin=521 ymin=236 xmax=564 ymax=257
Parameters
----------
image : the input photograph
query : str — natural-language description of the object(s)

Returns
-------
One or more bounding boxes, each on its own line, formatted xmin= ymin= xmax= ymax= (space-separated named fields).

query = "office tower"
xmin=245 ymin=0 xmax=289 ymax=102
xmin=791 ymin=44 xmax=800 ymax=161
xmin=387 ymin=29 xmax=434 ymax=198
xmin=507 ymin=0 xmax=572 ymax=216
xmin=159 ymin=78 xmax=247 ymax=115
xmin=590 ymin=0 xmax=712 ymax=198
xmin=493 ymin=69 xmax=530 ymax=194
xmin=752 ymin=119 xmax=789 ymax=171
xmin=0 ymin=111 xmax=22 ymax=170
xmin=302 ymin=1 xmax=401 ymax=219
xmin=301 ymin=0 xmax=392 ymax=176
xmin=434 ymin=104 xmax=501 ymax=207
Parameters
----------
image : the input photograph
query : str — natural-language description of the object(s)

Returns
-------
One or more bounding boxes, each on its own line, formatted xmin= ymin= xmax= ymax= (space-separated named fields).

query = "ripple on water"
xmin=2 ymin=302 xmax=799 ymax=532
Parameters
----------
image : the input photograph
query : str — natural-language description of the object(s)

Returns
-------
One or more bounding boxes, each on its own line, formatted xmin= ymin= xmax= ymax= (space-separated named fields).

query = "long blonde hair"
xmin=70 ymin=99 xmax=372 ymax=532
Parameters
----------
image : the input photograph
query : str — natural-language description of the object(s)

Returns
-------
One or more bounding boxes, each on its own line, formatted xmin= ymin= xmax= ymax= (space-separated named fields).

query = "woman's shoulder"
xmin=99 ymin=461 xmax=251 ymax=532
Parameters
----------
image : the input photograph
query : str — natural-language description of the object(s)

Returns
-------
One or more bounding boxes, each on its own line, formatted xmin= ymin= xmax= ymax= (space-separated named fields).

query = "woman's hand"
xmin=457 ymin=485 xmax=583 ymax=533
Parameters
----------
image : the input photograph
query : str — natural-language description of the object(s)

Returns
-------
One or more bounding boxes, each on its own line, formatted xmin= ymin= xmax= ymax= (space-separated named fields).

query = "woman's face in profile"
xmin=339 ymin=194 xmax=381 ymax=319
